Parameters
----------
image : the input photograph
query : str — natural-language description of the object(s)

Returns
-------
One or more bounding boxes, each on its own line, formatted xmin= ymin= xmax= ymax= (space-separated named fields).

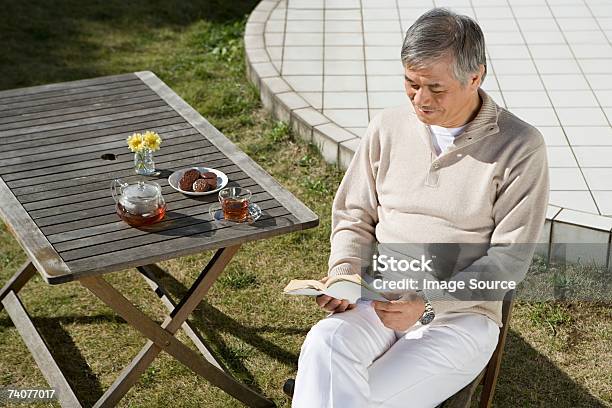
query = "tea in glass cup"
xmin=218 ymin=187 xmax=251 ymax=222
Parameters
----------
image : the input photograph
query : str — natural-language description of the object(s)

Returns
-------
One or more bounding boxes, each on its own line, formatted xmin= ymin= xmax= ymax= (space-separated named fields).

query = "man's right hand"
xmin=316 ymin=295 xmax=355 ymax=313
xmin=315 ymin=277 xmax=356 ymax=313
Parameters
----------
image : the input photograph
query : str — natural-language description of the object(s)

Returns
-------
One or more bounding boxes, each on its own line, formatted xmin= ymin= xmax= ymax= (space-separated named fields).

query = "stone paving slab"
xmin=245 ymin=0 xmax=612 ymax=267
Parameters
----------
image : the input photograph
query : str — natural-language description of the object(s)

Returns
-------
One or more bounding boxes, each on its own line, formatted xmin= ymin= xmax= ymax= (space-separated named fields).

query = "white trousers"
xmin=293 ymin=300 xmax=499 ymax=408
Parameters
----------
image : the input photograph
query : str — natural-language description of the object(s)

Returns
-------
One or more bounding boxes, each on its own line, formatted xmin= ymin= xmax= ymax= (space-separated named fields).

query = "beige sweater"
xmin=328 ymin=89 xmax=549 ymax=327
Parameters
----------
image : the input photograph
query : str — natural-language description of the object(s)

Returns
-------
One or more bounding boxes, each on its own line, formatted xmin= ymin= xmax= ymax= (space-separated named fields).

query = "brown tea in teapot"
xmin=111 ymin=179 xmax=166 ymax=227
xmin=116 ymin=202 xmax=166 ymax=227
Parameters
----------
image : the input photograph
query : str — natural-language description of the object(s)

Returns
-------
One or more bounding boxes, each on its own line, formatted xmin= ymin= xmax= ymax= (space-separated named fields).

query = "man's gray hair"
xmin=401 ymin=8 xmax=487 ymax=85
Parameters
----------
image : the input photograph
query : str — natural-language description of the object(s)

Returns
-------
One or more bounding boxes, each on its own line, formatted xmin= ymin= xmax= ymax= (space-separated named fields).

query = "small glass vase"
xmin=134 ymin=148 xmax=156 ymax=175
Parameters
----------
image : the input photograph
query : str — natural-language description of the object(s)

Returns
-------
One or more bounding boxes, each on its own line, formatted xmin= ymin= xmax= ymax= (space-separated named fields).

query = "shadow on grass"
xmin=146 ymin=264 xmax=304 ymax=393
xmin=489 ymin=330 xmax=607 ymax=407
xmin=0 ymin=289 xmax=305 ymax=405
xmin=0 ymin=314 xmax=117 ymax=407
xmin=0 ymin=0 xmax=259 ymax=90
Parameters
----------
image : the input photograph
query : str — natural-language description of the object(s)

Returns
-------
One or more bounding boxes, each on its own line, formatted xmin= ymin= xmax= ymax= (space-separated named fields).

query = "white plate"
xmin=168 ymin=167 xmax=228 ymax=196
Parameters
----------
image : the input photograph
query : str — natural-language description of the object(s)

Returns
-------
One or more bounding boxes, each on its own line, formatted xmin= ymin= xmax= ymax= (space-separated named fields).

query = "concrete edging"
xmin=245 ymin=0 xmax=360 ymax=171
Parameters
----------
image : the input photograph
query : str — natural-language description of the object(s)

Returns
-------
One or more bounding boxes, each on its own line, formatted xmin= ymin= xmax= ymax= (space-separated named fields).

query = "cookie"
xmin=201 ymin=171 xmax=216 ymax=180
xmin=205 ymin=178 xmax=217 ymax=190
xmin=193 ymin=178 xmax=212 ymax=192
xmin=179 ymin=169 xmax=200 ymax=191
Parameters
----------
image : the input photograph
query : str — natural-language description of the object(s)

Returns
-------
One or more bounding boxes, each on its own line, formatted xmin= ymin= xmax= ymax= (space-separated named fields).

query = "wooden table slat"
xmin=0 ymin=111 xmax=179 ymax=151
xmin=25 ymin=166 xmax=234 ymax=216
xmin=8 ymin=153 xmax=232 ymax=195
xmin=0 ymin=92 xmax=162 ymax=127
xmin=17 ymin=159 xmax=219 ymax=203
xmin=3 ymin=139 xmax=215 ymax=182
xmin=2 ymin=128 xmax=205 ymax=172
xmin=0 ymin=99 xmax=169 ymax=132
xmin=25 ymin=162 xmax=242 ymax=214
xmin=45 ymin=182 xmax=262 ymax=244
xmin=62 ymin=211 xmax=304 ymax=282
xmin=4 ymin=143 xmax=224 ymax=187
xmin=1 ymin=132 xmax=208 ymax=176
xmin=0 ymin=78 xmax=144 ymax=109
xmin=62 ymin=205 xmax=293 ymax=264
xmin=55 ymin=193 xmax=282 ymax=257
xmin=36 ymin=176 xmax=260 ymax=233
xmin=13 ymin=156 xmax=233 ymax=203
xmin=0 ymin=75 xmax=139 ymax=102
xmin=1 ymin=124 xmax=195 ymax=168
xmin=0 ymin=105 xmax=174 ymax=139
xmin=0 ymin=84 xmax=153 ymax=117
xmin=0 ymin=116 xmax=186 ymax=156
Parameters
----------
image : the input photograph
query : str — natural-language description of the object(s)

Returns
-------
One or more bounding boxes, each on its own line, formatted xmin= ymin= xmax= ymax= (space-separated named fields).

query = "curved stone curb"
xmin=245 ymin=0 xmax=360 ymax=172
xmin=244 ymin=0 xmax=612 ymax=269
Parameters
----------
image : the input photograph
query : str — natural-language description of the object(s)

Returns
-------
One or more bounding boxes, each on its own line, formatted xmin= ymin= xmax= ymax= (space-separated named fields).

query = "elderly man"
xmin=291 ymin=8 xmax=549 ymax=408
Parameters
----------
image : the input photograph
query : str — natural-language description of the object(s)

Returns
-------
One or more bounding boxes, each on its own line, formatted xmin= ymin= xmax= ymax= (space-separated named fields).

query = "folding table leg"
xmin=81 ymin=247 xmax=275 ymax=408
xmin=88 ymin=247 xmax=237 ymax=407
xmin=137 ymin=264 xmax=223 ymax=370
xmin=2 ymin=291 xmax=81 ymax=407
xmin=0 ymin=261 xmax=36 ymax=312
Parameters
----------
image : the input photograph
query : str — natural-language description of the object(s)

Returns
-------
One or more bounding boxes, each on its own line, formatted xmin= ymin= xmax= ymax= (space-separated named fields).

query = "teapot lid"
xmin=122 ymin=181 xmax=160 ymax=203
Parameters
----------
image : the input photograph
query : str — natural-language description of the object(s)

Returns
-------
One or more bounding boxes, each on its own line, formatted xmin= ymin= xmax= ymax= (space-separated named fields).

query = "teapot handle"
xmin=110 ymin=179 xmax=127 ymax=203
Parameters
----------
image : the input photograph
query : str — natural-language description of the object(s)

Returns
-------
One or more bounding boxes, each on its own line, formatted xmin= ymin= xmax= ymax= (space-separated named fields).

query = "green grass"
xmin=0 ymin=2 xmax=610 ymax=407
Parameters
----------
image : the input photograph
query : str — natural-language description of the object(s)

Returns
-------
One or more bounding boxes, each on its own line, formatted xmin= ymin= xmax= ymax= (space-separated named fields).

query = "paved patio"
xmin=244 ymin=0 xmax=612 ymax=266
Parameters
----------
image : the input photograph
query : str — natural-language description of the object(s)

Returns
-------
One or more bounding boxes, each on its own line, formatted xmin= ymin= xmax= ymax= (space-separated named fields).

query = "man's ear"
xmin=470 ymin=64 xmax=486 ymax=89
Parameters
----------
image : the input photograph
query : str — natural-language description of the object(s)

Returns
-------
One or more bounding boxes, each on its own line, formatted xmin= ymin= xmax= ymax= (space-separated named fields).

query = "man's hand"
xmin=315 ymin=276 xmax=356 ymax=313
xmin=316 ymin=295 xmax=356 ymax=313
xmin=372 ymin=292 xmax=425 ymax=331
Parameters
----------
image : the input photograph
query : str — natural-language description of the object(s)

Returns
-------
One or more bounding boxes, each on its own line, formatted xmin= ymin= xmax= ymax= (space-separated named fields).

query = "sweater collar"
xmin=412 ymin=88 xmax=501 ymax=153
xmin=413 ymin=88 xmax=500 ymax=136
xmin=459 ymin=88 xmax=500 ymax=137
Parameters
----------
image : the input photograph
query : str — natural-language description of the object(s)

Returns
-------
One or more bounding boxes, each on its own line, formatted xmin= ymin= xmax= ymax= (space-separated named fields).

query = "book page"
xmin=283 ymin=275 xmax=389 ymax=303
xmin=323 ymin=281 xmax=388 ymax=303
xmin=283 ymin=279 xmax=325 ymax=293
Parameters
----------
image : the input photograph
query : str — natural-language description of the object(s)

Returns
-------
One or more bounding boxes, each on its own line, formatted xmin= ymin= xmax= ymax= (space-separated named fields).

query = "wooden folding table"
xmin=0 ymin=72 xmax=318 ymax=407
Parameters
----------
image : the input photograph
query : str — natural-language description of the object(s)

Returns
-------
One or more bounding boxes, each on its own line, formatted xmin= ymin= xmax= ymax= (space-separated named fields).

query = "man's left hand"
xmin=372 ymin=293 xmax=426 ymax=331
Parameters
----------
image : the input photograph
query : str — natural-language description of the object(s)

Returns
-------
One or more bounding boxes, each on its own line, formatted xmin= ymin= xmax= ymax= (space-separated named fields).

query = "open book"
xmin=283 ymin=274 xmax=392 ymax=304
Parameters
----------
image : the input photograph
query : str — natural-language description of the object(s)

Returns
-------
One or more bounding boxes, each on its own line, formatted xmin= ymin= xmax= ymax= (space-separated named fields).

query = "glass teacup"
xmin=218 ymin=187 xmax=251 ymax=222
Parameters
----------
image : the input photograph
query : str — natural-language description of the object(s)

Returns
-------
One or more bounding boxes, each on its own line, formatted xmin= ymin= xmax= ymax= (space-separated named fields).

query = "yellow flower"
xmin=127 ymin=133 xmax=144 ymax=152
xmin=142 ymin=130 xmax=162 ymax=151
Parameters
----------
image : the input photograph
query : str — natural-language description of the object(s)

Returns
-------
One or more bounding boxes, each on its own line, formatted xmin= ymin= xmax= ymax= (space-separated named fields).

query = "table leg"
xmin=1 ymin=261 xmax=81 ymax=407
xmin=137 ymin=264 xmax=223 ymax=370
xmin=80 ymin=247 xmax=275 ymax=408
xmin=0 ymin=261 xmax=36 ymax=312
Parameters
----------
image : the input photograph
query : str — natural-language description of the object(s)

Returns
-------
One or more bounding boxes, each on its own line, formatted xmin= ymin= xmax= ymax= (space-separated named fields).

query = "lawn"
xmin=0 ymin=1 xmax=610 ymax=407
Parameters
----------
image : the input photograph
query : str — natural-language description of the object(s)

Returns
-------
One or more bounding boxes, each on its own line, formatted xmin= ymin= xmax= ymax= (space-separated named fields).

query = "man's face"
xmin=404 ymin=55 xmax=483 ymax=127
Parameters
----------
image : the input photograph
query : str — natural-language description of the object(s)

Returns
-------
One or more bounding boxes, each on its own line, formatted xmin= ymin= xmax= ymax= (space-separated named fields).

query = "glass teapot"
xmin=111 ymin=179 xmax=166 ymax=227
